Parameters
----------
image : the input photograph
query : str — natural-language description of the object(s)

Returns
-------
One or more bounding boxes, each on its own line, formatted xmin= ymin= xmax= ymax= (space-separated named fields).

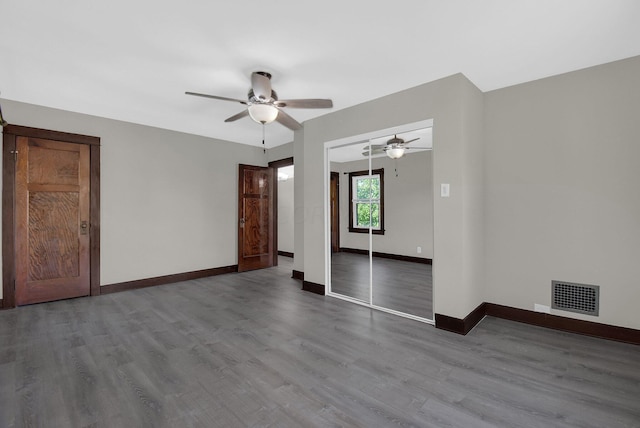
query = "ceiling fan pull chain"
xmin=395 ymin=159 xmax=399 ymax=177
xmin=262 ymin=123 xmax=266 ymax=154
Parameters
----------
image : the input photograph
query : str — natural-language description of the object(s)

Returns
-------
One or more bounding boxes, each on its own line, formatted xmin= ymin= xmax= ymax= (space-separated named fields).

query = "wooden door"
xmin=330 ymin=172 xmax=340 ymax=253
xmin=15 ymin=136 xmax=90 ymax=305
xmin=238 ymin=164 xmax=274 ymax=272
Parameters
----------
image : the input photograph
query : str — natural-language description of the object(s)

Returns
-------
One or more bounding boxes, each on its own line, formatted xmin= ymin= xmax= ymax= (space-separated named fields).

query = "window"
xmin=348 ymin=168 xmax=384 ymax=234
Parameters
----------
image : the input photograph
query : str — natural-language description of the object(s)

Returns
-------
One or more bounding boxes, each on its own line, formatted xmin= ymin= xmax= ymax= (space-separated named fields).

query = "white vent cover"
xmin=552 ymin=280 xmax=599 ymax=316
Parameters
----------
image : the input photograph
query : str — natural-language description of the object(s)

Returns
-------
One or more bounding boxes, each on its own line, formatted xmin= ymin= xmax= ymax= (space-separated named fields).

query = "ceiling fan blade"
xmin=251 ymin=72 xmax=272 ymax=101
xmin=370 ymin=144 xmax=387 ymax=149
xmin=274 ymin=108 xmax=302 ymax=130
xmin=403 ymin=137 xmax=420 ymax=144
xmin=185 ymin=92 xmax=247 ymax=104
xmin=275 ymin=99 xmax=333 ymax=109
xmin=224 ymin=110 xmax=249 ymax=123
xmin=362 ymin=149 xmax=385 ymax=156
xmin=404 ymin=146 xmax=432 ymax=150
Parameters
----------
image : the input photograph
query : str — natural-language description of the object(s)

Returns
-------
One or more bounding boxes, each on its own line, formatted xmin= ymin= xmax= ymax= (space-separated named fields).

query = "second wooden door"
xmin=238 ymin=164 xmax=274 ymax=272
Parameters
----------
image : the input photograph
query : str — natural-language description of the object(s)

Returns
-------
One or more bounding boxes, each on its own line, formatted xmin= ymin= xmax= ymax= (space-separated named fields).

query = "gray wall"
xmin=293 ymin=128 xmax=305 ymax=273
xmin=332 ymin=151 xmax=434 ymax=258
xmin=4 ymin=55 xmax=638 ymax=330
xmin=484 ymin=55 xmax=640 ymax=329
xmin=267 ymin=142 xmax=293 ymax=163
xmin=0 ymin=99 xmax=266 ymax=292
xmin=304 ymin=55 xmax=640 ymax=329
xmin=298 ymin=73 xmax=485 ymax=319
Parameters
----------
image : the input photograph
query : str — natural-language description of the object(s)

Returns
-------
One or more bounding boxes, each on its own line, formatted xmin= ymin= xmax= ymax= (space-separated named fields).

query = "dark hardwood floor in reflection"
xmin=331 ymin=251 xmax=433 ymax=319
xmin=1 ymin=256 xmax=639 ymax=427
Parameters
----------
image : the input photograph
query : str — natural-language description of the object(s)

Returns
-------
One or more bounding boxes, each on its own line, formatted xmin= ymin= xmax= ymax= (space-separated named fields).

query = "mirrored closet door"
xmin=328 ymin=141 xmax=371 ymax=303
xmin=327 ymin=126 xmax=434 ymax=321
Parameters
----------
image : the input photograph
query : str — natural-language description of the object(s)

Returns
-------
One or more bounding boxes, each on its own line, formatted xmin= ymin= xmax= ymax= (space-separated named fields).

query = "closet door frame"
xmin=323 ymin=119 xmax=434 ymax=324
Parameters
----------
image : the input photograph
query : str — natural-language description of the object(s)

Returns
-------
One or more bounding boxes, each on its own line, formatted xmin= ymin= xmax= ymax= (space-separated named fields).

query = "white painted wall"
xmin=0 ymin=99 xmax=266 ymax=292
xmin=331 ymin=150 xmax=433 ymax=258
xmin=484 ymin=55 xmax=640 ymax=329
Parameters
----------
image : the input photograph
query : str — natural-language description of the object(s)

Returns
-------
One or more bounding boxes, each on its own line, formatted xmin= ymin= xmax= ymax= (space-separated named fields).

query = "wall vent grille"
xmin=552 ymin=280 xmax=599 ymax=316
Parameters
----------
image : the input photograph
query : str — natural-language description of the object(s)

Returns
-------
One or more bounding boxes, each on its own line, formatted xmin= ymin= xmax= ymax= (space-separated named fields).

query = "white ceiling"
xmin=1 ymin=1 xmax=639 ymax=148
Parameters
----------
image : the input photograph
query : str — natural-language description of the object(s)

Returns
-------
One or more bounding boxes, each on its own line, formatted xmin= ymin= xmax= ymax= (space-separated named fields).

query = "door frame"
xmin=323 ymin=119 xmax=435 ymax=324
xmin=330 ymin=171 xmax=340 ymax=252
xmin=268 ymin=156 xmax=293 ymax=266
xmin=2 ymin=125 xmax=100 ymax=308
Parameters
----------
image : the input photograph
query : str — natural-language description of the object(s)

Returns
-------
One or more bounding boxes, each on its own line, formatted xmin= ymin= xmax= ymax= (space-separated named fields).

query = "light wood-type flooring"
xmin=1 ymin=257 xmax=639 ymax=427
xmin=331 ymin=252 xmax=433 ymax=319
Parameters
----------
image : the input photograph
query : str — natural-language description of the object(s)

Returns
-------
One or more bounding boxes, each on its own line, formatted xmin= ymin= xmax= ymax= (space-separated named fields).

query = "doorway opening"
xmin=268 ymin=157 xmax=294 ymax=263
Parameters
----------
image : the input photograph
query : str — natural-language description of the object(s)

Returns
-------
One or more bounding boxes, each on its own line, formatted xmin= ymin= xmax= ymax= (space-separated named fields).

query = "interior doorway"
xmin=268 ymin=157 xmax=294 ymax=262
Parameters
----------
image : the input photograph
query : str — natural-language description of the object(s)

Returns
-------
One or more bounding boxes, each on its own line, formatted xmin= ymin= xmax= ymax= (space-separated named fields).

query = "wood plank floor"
xmin=1 ymin=257 xmax=639 ymax=427
xmin=331 ymin=252 xmax=433 ymax=319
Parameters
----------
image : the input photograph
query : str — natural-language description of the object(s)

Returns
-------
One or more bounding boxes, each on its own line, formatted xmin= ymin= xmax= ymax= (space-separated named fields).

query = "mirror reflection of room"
xmin=329 ymin=128 xmax=433 ymax=320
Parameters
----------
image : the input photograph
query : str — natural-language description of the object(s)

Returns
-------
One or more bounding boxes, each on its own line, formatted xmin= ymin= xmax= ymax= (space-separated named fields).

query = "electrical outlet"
xmin=417 ymin=246 xmax=422 ymax=254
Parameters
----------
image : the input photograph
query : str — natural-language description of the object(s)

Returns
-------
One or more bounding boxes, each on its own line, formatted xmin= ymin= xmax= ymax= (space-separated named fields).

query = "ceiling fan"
xmin=186 ymin=71 xmax=333 ymax=131
xmin=363 ymin=135 xmax=432 ymax=159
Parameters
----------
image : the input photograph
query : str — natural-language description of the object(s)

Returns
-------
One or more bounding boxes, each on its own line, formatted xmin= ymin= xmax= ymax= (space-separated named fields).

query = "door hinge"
xmin=10 ymin=150 xmax=18 ymax=161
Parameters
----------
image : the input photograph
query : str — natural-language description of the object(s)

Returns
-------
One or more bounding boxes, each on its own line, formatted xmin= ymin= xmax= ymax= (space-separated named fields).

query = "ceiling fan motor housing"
xmin=387 ymin=136 xmax=404 ymax=145
xmin=248 ymin=89 xmax=278 ymax=103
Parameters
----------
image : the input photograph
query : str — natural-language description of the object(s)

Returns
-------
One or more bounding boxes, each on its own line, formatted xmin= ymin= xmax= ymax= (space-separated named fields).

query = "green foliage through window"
xmin=355 ymin=177 xmax=380 ymax=200
xmin=356 ymin=202 xmax=380 ymax=228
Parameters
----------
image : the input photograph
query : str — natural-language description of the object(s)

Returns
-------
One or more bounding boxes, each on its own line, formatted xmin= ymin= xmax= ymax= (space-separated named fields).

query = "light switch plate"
xmin=441 ymin=183 xmax=450 ymax=197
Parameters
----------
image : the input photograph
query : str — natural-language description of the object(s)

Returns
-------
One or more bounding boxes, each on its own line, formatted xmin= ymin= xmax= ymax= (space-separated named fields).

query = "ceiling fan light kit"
xmin=186 ymin=71 xmax=333 ymax=131
xmin=248 ymin=103 xmax=279 ymax=124
xmin=386 ymin=146 xmax=405 ymax=159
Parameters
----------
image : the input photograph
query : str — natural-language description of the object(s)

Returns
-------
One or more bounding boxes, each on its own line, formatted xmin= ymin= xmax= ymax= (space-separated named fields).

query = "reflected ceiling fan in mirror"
xmin=362 ymin=135 xmax=431 ymax=159
xmin=186 ymin=71 xmax=333 ymax=131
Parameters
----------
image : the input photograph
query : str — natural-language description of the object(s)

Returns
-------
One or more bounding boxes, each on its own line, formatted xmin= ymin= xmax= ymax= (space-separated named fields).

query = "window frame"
xmin=348 ymin=168 xmax=384 ymax=235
